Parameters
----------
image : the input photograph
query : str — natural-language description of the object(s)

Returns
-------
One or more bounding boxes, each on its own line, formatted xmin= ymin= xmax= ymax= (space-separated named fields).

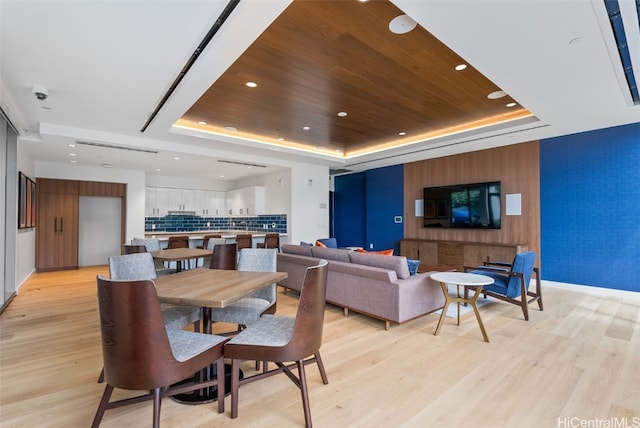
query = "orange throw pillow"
xmin=355 ymin=248 xmax=394 ymax=255
xmin=315 ymin=240 xmax=327 ymax=248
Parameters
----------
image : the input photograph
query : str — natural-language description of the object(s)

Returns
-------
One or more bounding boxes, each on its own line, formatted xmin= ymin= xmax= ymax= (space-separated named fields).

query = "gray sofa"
xmin=276 ymin=244 xmax=445 ymax=330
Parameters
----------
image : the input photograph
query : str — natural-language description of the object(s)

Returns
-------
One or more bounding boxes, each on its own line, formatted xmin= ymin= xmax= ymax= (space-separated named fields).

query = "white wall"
xmin=15 ymin=139 xmax=36 ymax=291
xmin=146 ymin=174 xmax=232 ymax=191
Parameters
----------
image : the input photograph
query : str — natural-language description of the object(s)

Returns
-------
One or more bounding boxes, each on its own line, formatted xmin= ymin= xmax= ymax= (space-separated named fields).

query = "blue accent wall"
xmin=334 ymin=165 xmax=404 ymax=252
xmin=365 ymin=165 xmax=404 ymax=253
xmin=334 ymin=172 xmax=366 ymax=247
xmin=540 ymin=122 xmax=640 ymax=291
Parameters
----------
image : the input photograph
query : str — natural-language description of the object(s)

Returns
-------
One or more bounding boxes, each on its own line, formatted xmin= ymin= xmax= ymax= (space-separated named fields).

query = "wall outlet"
xmin=369 ymin=243 xmax=373 ymax=249
xmin=271 ymin=223 xmax=276 ymax=228
xmin=207 ymin=221 xmax=210 ymax=228
xmin=151 ymin=224 xmax=156 ymax=230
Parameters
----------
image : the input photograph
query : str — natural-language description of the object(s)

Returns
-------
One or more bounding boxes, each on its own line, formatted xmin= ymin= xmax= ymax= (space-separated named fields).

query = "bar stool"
xmin=257 ymin=233 xmax=280 ymax=251
xmin=235 ymin=234 xmax=253 ymax=250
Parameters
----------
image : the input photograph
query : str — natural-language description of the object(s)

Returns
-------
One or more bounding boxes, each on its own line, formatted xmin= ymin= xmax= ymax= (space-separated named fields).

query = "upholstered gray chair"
xmin=209 ymin=248 xmax=278 ymax=330
xmin=108 ymin=252 xmax=200 ymax=331
xmin=96 ymin=253 xmax=202 ymax=384
xmin=131 ymin=237 xmax=174 ymax=276
xmin=92 ymin=275 xmax=227 ymax=427
xmin=224 ymin=259 xmax=329 ymax=427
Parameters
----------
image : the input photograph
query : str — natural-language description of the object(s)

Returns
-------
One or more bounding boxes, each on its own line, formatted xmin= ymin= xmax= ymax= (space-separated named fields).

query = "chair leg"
xmin=152 ymin=387 xmax=161 ymax=428
xmin=296 ymin=360 xmax=313 ymax=428
xmin=91 ymin=384 xmax=114 ymax=428
xmin=315 ymin=352 xmax=329 ymax=385
xmin=216 ymin=357 xmax=225 ymax=414
xmin=97 ymin=367 xmax=104 ymax=383
xmin=231 ymin=359 xmax=240 ymax=419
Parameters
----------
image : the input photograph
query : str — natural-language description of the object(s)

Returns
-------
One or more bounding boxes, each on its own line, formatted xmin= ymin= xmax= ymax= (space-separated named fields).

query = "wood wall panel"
xmin=78 ymin=181 xmax=125 ymax=197
xmin=403 ymin=141 xmax=540 ymax=265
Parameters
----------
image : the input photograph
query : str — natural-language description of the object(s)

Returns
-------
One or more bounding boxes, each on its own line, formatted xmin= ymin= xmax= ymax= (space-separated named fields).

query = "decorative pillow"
xmin=315 ymin=240 xmax=327 ymax=248
xmin=407 ymin=259 xmax=420 ymax=275
xmin=316 ymin=238 xmax=338 ymax=248
xmin=355 ymin=248 xmax=394 ymax=256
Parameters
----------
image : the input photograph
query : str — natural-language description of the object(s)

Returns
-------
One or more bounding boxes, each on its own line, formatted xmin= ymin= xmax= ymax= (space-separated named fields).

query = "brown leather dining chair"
xmin=235 ymin=234 xmax=253 ymax=250
xmin=122 ymin=244 xmax=146 ymax=254
xmin=257 ymin=233 xmax=280 ymax=251
xmin=168 ymin=234 xmax=191 ymax=269
xmin=92 ymin=275 xmax=228 ymax=428
xmin=209 ymin=242 xmax=237 ymax=270
xmin=224 ymin=259 xmax=329 ymax=428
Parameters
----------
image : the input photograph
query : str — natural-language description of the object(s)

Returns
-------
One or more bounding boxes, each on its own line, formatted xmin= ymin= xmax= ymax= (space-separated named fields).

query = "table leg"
xmin=469 ymin=285 xmax=489 ymax=343
xmin=433 ymin=282 xmax=489 ymax=342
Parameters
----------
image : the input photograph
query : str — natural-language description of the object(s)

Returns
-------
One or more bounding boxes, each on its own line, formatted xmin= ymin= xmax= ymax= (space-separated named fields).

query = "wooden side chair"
xmin=122 ymin=244 xmax=146 ymax=254
xmin=235 ymin=234 xmax=253 ymax=250
xmin=464 ymin=251 xmax=542 ymax=320
xmin=209 ymin=242 xmax=238 ymax=270
xmin=92 ymin=275 xmax=228 ymax=428
xmin=224 ymin=259 xmax=329 ymax=428
xmin=168 ymin=234 xmax=191 ymax=269
xmin=257 ymin=233 xmax=280 ymax=251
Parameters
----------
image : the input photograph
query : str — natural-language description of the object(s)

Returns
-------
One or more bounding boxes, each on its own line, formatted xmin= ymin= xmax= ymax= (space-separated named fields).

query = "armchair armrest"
xmin=482 ymin=260 xmax=513 ymax=268
xmin=464 ymin=265 xmax=509 ymax=273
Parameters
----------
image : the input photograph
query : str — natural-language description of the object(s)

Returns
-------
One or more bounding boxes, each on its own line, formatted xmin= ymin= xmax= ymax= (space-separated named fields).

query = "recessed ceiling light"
xmin=198 ymin=121 xmax=207 ymax=125
xmin=337 ymin=111 xmax=347 ymax=117
xmin=487 ymin=90 xmax=507 ymax=99
xmin=67 ymin=143 xmax=76 ymax=147
xmin=398 ymin=131 xmax=407 ymax=136
xmin=173 ymin=157 xmax=180 ymax=160
xmin=156 ymin=168 xmax=161 ymax=172
xmin=389 ymin=15 xmax=417 ymax=34
xmin=224 ymin=126 xmax=237 ymax=132
xmin=219 ymin=175 xmax=224 ymax=178
xmin=455 ymin=64 xmax=467 ymax=71
xmin=245 ymin=81 xmax=257 ymax=88
xmin=506 ymin=102 xmax=517 ymax=108
xmin=69 ymin=153 xmax=77 ymax=156
xmin=101 ymin=163 xmax=113 ymax=168
xmin=70 ymin=160 xmax=77 ymax=164
xmin=303 ymin=126 xmax=310 ymax=131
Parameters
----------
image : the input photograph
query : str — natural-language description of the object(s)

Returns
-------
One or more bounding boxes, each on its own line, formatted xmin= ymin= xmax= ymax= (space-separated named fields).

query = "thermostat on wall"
xmin=394 ymin=216 xmax=403 ymax=223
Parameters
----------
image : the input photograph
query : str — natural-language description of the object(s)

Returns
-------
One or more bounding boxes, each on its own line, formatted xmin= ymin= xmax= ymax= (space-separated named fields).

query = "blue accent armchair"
xmin=464 ymin=251 xmax=543 ymax=320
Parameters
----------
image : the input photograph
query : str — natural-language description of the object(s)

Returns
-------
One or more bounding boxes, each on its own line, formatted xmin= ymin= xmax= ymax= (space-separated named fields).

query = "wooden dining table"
xmin=154 ymin=267 xmax=288 ymax=404
xmin=150 ymin=248 xmax=212 ymax=272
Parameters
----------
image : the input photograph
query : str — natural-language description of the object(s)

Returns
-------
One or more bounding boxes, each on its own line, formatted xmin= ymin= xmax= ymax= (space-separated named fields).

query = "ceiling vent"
xmin=75 ymin=141 xmax=158 ymax=154
xmin=329 ymin=168 xmax=353 ymax=176
xmin=217 ymin=159 xmax=266 ymax=168
xmin=604 ymin=0 xmax=640 ymax=104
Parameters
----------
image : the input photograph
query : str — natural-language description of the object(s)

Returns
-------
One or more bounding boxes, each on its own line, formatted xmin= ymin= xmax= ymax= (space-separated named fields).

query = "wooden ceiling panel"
xmin=179 ymin=0 xmax=532 ymax=157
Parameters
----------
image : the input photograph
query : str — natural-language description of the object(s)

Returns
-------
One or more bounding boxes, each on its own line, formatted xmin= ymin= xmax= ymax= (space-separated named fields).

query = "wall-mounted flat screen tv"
xmin=423 ymin=181 xmax=501 ymax=229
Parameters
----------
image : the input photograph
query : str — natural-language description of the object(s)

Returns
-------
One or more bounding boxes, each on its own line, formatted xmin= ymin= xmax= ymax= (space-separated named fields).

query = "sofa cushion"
xmin=281 ymin=244 xmax=313 ymax=257
xmin=349 ymin=251 xmax=410 ymax=279
xmin=311 ymin=246 xmax=352 ymax=262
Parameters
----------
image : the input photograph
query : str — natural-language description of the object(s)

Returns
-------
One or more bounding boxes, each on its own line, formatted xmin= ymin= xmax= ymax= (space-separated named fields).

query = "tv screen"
xmin=423 ymin=181 xmax=501 ymax=229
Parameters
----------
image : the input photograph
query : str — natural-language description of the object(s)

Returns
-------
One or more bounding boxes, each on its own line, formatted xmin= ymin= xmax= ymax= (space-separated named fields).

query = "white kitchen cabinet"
xmin=145 ymin=187 xmax=169 ymax=216
xmin=226 ymin=186 xmax=265 ymax=215
xmin=195 ymin=190 xmax=226 ymax=216
xmin=166 ymin=188 xmax=195 ymax=212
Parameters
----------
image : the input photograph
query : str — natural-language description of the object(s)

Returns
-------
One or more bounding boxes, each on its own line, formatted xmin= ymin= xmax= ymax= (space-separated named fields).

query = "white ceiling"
xmin=1 ymin=0 xmax=639 ymax=181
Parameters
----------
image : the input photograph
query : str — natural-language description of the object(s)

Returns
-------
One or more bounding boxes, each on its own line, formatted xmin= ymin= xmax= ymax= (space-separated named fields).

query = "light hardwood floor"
xmin=1 ymin=266 xmax=639 ymax=428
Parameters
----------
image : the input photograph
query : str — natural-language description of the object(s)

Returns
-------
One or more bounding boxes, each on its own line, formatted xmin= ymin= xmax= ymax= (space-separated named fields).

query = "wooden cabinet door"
xmin=36 ymin=192 xmax=78 ymax=270
xmin=36 ymin=192 xmax=60 ymax=270
xmin=56 ymin=193 xmax=78 ymax=269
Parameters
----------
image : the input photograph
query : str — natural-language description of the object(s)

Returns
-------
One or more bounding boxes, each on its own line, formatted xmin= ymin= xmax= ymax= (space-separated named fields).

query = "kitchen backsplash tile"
xmin=145 ymin=214 xmax=287 ymax=234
